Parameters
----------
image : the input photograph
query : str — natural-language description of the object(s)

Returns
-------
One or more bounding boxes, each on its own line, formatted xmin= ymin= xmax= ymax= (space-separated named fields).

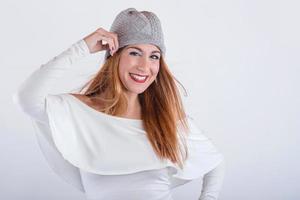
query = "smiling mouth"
xmin=129 ymin=73 xmax=148 ymax=83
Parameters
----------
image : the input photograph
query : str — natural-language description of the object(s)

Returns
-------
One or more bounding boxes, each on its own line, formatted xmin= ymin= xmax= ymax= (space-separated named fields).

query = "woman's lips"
xmin=129 ymin=73 xmax=148 ymax=83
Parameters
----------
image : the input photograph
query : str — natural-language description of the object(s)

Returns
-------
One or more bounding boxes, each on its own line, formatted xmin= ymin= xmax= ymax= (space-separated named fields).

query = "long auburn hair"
xmin=77 ymin=46 xmax=190 ymax=169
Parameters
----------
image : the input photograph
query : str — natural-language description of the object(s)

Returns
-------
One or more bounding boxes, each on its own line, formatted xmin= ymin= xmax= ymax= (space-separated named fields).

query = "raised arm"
xmin=198 ymin=159 xmax=226 ymax=200
xmin=12 ymin=39 xmax=91 ymax=124
xmin=12 ymin=27 xmax=120 ymax=125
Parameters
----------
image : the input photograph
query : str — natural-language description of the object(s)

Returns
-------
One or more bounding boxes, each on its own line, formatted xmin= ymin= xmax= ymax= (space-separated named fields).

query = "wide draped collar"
xmin=31 ymin=93 xmax=224 ymax=192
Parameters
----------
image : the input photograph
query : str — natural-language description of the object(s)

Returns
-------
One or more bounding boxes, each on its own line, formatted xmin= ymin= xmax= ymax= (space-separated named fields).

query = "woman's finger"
xmin=110 ymin=32 xmax=119 ymax=52
xmin=97 ymin=33 xmax=115 ymax=55
xmin=97 ymin=28 xmax=119 ymax=53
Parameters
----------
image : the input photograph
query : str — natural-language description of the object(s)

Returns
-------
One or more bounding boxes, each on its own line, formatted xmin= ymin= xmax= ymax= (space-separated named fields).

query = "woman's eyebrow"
xmin=128 ymin=46 xmax=161 ymax=54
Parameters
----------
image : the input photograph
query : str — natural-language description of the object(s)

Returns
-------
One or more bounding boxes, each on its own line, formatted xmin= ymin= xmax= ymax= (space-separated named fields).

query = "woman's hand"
xmin=83 ymin=27 xmax=119 ymax=55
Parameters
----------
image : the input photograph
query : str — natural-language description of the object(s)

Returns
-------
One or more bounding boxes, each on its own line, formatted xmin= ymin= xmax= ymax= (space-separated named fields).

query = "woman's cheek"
xmin=153 ymin=64 xmax=160 ymax=74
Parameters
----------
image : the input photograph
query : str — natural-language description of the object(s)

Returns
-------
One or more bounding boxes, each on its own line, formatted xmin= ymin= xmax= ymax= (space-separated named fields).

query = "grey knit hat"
xmin=104 ymin=7 xmax=166 ymax=61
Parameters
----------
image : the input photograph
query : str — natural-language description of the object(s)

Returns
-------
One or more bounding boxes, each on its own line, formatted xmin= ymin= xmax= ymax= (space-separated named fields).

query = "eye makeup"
xmin=129 ymin=50 xmax=160 ymax=60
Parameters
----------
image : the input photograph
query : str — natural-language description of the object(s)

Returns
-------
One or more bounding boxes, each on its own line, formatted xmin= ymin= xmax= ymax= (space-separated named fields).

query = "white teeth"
xmin=130 ymin=73 xmax=147 ymax=80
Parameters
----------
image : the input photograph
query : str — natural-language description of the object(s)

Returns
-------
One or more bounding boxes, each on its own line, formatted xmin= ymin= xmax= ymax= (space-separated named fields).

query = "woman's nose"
xmin=137 ymin=56 xmax=151 ymax=70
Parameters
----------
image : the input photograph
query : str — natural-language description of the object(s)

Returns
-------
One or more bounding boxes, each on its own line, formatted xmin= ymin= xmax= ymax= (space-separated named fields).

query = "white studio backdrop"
xmin=1 ymin=0 xmax=299 ymax=200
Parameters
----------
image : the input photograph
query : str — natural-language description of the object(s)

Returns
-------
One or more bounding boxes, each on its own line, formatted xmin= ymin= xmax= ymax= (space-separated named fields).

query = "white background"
xmin=1 ymin=0 xmax=299 ymax=199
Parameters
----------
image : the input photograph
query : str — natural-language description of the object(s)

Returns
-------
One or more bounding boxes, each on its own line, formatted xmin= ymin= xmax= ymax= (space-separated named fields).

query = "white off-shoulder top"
xmin=12 ymin=38 xmax=225 ymax=200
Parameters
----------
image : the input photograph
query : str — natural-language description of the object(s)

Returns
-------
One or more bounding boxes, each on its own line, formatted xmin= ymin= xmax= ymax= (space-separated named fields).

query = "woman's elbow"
xmin=12 ymin=89 xmax=48 ymax=123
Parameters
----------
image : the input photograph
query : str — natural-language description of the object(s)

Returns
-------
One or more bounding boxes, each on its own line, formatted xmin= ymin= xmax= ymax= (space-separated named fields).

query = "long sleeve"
xmin=198 ymin=159 xmax=226 ymax=200
xmin=12 ymin=39 xmax=91 ymax=124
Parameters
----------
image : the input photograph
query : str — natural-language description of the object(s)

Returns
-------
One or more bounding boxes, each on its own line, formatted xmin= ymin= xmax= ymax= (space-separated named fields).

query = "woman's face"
xmin=118 ymin=43 xmax=161 ymax=94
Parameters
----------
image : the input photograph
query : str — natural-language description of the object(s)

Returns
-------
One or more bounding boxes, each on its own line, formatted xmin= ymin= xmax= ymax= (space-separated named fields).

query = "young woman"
xmin=13 ymin=7 xmax=225 ymax=200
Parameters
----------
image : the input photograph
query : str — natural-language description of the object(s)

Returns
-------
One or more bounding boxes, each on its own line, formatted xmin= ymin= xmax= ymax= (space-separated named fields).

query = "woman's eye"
xmin=129 ymin=51 xmax=140 ymax=56
xmin=129 ymin=51 xmax=159 ymax=60
xmin=151 ymin=55 xmax=160 ymax=60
